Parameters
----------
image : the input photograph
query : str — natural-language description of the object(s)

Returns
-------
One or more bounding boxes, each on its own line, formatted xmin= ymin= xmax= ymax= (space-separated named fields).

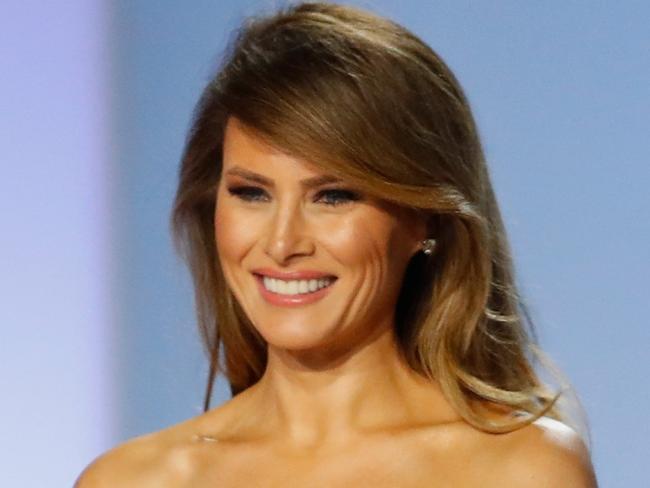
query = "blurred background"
xmin=1 ymin=1 xmax=648 ymax=486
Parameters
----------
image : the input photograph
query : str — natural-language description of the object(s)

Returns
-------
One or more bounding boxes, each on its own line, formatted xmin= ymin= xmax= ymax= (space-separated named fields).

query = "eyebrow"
xmin=224 ymin=166 xmax=343 ymax=188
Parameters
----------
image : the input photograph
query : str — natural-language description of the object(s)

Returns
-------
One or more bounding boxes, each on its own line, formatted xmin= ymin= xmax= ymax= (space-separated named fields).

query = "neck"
xmin=241 ymin=325 xmax=457 ymax=447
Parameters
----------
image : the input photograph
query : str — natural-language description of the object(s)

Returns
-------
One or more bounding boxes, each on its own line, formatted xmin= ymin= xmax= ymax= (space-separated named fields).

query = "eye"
xmin=227 ymin=185 xmax=268 ymax=202
xmin=316 ymin=189 xmax=360 ymax=206
xmin=226 ymin=185 xmax=360 ymax=206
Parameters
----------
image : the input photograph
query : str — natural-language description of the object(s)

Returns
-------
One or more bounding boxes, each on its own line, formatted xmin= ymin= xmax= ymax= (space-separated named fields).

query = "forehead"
xmin=222 ymin=117 xmax=324 ymax=179
xmin=221 ymin=117 xmax=416 ymax=221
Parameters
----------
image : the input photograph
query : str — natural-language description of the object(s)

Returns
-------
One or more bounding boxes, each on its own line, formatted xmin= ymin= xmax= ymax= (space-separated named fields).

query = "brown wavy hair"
xmin=172 ymin=1 xmax=585 ymax=436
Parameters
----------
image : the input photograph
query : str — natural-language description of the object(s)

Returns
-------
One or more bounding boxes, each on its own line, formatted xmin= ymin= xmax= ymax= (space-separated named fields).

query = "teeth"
xmin=262 ymin=276 xmax=335 ymax=295
xmin=298 ymin=281 xmax=309 ymax=294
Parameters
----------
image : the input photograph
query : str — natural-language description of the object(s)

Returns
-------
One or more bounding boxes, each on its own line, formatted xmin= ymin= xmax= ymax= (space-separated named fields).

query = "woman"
xmin=77 ymin=2 xmax=597 ymax=486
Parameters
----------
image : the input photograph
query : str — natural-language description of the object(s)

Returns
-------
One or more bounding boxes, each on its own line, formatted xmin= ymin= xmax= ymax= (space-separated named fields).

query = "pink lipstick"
xmin=253 ymin=273 xmax=336 ymax=307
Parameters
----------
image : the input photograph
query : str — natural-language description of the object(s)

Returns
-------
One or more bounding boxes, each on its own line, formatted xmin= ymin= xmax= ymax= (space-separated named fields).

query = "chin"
xmin=256 ymin=321 xmax=335 ymax=352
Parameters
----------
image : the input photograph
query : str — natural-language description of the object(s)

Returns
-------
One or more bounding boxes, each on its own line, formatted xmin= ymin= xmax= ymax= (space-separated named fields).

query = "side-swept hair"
xmin=172 ymin=1 xmax=584 ymax=436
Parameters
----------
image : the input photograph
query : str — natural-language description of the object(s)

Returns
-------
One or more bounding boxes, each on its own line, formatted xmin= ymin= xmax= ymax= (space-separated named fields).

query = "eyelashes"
xmin=226 ymin=185 xmax=361 ymax=207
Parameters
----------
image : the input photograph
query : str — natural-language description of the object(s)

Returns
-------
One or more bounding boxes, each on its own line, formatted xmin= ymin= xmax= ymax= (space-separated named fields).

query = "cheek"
xmin=214 ymin=197 xmax=253 ymax=263
xmin=322 ymin=210 xmax=397 ymax=272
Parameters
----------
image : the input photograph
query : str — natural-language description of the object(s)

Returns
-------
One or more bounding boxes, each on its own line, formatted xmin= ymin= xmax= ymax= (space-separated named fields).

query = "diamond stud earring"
xmin=421 ymin=238 xmax=437 ymax=255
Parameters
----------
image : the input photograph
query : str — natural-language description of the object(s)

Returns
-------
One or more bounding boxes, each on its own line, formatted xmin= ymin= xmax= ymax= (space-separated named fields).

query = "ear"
xmin=405 ymin=208 xmax=430 ymax=256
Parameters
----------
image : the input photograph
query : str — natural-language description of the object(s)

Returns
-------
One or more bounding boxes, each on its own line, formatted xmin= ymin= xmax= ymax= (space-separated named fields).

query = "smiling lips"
xmin=251 ymin=267 xmax=337 ymax=280
xmin=252 ymin=268 xmax=338 ymax=307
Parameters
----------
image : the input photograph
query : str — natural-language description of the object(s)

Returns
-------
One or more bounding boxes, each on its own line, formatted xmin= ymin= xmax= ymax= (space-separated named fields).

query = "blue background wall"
xmin=3 ymin=1 xmax=648 ymax=486
xmin=1 ymin=1 xmax=114 ymax=486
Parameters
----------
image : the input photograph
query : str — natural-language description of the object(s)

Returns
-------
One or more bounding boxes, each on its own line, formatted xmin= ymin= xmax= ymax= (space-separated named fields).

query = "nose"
xmin=263 ymin=198 xmax=314 ymax=264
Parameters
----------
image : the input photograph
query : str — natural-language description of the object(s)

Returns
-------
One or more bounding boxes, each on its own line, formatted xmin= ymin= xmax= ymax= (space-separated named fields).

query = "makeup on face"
xmin=223 ymin=166 xmax=362 ymax=211
xmin=223 ymin=168 xmax=351 ymax=308
xmin=215 ymin=117 xmax=424 ymax=350
xmin=253 ymin=271 xmax=337 ymax=307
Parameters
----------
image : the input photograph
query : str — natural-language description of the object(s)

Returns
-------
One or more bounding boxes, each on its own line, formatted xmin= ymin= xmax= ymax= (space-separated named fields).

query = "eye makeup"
xmin=226 ymin=185 xmax=361 ymax=207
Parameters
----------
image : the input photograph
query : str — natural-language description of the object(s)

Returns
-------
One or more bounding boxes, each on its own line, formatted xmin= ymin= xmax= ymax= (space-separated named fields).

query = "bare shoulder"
xmin=74 ymin=395 xmax=249 ymax=487
xmin=74 ymin=431 xmax=169 ymax=488
xmin=73 ymin=413 xmax=218 ymax=488
xmin=493 ymin=416 xmax=598 ymax=487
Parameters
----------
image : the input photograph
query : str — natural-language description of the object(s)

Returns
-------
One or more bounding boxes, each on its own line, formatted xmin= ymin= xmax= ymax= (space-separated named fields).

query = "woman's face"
xmin=215 ymin=117 xmax=426 ymax=355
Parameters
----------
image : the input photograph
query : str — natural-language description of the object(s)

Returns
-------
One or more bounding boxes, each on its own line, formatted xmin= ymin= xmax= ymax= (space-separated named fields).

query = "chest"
xmin=181 ymin=439 xmax=491 ymax=488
